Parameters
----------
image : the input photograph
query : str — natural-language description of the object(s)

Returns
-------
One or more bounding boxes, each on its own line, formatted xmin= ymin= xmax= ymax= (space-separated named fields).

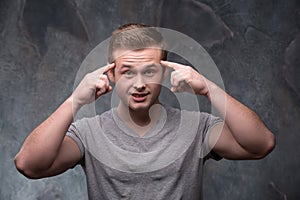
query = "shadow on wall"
xmin=20 ymin=0 xmax=89 ymax=56
xmin=283 ymin=33 xmax=300 ymax=101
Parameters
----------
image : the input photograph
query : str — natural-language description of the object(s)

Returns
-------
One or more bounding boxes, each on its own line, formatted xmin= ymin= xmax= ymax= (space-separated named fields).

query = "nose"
xmin=133 ymin=75 xmax=146 ymax=91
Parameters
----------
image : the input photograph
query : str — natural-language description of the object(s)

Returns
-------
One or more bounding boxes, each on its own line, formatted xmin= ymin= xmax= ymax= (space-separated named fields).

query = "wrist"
xmin=205 ymin=80 xmax=219 ymax=101
xmin=67 ymin=95 xmax=81 ymax=115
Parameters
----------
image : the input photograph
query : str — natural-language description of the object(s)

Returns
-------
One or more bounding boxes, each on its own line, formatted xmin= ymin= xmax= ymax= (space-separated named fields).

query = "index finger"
xmin=93 ymin=63 xmax=115 ymax=75
xmin=160 ymin=60 xmax=184 ymax=70
xmin=102 ymin=63 xmax=115 ymax=74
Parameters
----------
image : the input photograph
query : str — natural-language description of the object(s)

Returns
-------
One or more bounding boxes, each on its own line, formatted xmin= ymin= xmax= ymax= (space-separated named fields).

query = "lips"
xmin=131 ymin=92 xmax=149 ymax=102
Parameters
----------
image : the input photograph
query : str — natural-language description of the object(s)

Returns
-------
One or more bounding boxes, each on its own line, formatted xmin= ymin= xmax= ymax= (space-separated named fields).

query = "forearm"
xmin=15 ymin=64 xmax=114 ymax=177
xmin=160 ymin=60 xmax=275 ymax=158
xmin=15 ymin=96 xmax=78 ymax=173
xmin=206 ymin=81 xmax=275 ymax=155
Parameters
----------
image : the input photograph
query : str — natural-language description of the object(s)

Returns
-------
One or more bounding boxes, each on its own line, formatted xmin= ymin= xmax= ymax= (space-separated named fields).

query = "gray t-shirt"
xmin=67 ymin=105 xmax=222 ymax=200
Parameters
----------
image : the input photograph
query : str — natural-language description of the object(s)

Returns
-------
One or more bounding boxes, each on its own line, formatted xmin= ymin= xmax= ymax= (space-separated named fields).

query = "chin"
xmin=128 ymin=101 xmax=154 ymax=111
xmin=129 ymin=104 xmax=150 ymax=111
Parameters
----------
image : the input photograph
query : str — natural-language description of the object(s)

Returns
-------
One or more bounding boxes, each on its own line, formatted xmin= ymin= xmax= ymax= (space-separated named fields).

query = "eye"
xmin=144 ymin=69 xmax=156 ymax=76
xmin=123 ymin=70 xmax=135 ymax=78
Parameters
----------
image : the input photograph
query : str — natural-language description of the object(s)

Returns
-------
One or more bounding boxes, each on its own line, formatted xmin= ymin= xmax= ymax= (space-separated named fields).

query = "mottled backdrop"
xmin=0 ymin=0 xmax=299 ymax=199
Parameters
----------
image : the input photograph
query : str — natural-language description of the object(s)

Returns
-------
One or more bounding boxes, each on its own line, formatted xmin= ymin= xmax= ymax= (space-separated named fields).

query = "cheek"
xmin=145 ymin=74 xmax=164 ymax=85
xmin=115 ymin=77 xmax=132 ymax=91
xmin=147 ymin=82 xmax=163 ymax=93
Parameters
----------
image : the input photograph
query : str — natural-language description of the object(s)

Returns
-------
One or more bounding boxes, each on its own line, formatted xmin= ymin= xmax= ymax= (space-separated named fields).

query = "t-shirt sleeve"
xmin=200 ymin=113 xmax=223 ymax=161
xmin=66 ymin=123 xmax=85 ymax=158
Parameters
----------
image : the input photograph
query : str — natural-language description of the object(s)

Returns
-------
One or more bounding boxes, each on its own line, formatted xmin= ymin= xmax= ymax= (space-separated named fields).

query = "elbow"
xmin=268 ymin=133 xmax=276 ymax=151
xmin=255 ymin=132 xmax=276 ymax=159
xmin=263 ymin=132 xmax=276 ymax=157
xmin=14 ymin=154 xmax=43 ymax=179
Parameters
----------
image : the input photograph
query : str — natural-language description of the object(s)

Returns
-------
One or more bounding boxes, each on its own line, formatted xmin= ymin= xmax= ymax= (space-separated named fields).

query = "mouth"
xmin=130 ymin=92 xmax=149 ymax=102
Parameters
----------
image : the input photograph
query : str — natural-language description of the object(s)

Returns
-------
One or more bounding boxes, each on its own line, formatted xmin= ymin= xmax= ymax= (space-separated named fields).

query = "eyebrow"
xmin=120 ymin=64 xmax=132 ymax=69
xmin=145 ymin=63 xmax=160 ymax=68
xmin=120 ymin=63 xmax=161 ymax=70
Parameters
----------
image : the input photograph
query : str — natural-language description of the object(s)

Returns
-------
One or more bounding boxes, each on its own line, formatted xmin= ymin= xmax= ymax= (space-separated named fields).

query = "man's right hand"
xmin=71 ymin=63 xmax=115 ymax=109
xmin=14 ymin=62 xmax=118 ymax=178
xmin=13 ymin=64 xmax=116 ymax=179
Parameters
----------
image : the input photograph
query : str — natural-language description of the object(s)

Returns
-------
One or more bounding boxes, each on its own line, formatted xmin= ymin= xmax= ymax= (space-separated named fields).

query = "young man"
xmin=15 ymin=23 xmax=275 ymax=199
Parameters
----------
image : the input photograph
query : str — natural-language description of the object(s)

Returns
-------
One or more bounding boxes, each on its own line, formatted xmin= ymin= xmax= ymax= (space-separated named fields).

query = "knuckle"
xmin=100 ymin=74 xmax=108 ymax=80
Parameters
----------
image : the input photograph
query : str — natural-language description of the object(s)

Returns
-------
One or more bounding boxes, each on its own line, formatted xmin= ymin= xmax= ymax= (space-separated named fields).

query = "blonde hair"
xmin=108 ymin=23 xmax=167 ymax=63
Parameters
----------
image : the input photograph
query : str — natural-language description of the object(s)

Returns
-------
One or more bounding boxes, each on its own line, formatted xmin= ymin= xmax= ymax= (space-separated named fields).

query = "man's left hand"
xmin=160 ymin=60 xmax=210 ymax=96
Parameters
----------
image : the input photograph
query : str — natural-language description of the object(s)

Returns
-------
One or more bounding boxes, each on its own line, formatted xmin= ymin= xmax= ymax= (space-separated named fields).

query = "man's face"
xmin=110 ymin=48 xmax=166 ymax=111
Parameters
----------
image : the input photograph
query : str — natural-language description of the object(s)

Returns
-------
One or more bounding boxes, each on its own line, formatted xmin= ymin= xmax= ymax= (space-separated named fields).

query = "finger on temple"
xmin=93 ymin=63 xmax=115 ymax=75
xmin=160 ymin=60 xmax=182 ymax=70
xmin=102 ymin=63 xmax=115 ymax=73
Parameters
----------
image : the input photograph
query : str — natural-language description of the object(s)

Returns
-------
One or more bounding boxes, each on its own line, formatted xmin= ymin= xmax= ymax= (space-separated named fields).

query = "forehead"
xmin=114 ymin=48 xmax=162 ymax=67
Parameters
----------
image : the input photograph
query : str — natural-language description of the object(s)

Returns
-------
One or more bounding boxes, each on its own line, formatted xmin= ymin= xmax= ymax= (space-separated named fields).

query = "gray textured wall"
xmin=1 ymin=0 xmax=299 ymax=199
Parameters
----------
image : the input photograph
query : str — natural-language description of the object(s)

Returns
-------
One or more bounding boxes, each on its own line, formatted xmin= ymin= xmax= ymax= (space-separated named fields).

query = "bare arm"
xmin=206 ymin=83 xmax=275 ymax=159
xmin=161 ymin=60 xmax=275 ymax=160
xmin=14 ymin=97 xmax=80 ymax=179
xmin=14 ymin=64 xmax=115 ymax=178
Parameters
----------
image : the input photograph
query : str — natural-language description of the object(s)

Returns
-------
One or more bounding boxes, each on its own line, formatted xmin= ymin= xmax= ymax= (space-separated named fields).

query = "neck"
xmin=116 ymin=103 xmax=162 ymax=136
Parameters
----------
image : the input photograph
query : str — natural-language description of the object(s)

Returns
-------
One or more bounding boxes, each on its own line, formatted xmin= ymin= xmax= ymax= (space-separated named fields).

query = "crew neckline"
xmin=112 ymin=105 xmax=168 ymax=138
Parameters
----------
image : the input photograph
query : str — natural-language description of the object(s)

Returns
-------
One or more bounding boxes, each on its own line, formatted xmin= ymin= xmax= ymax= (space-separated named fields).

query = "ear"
xmin=107 ymin=68 xmax=115 ymax=83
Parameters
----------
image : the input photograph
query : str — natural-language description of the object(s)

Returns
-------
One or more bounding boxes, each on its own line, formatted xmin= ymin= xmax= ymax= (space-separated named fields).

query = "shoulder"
xmin=72 ymin=109 xmax=113 ymax=130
